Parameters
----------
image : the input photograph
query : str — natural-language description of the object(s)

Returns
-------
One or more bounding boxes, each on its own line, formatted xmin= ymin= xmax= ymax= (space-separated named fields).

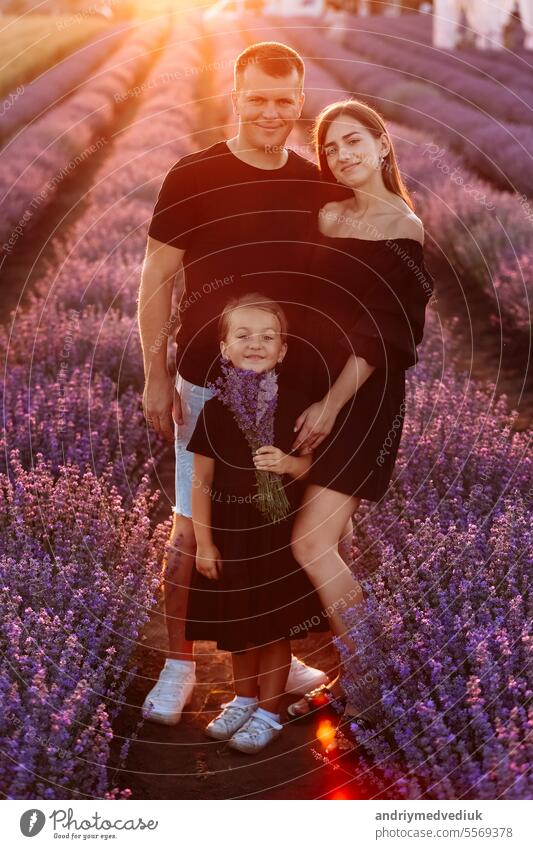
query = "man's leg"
xmin=142 ymin=374 xmax=213 ymax=724
xmin=163 ymin=512 xmax=196 ymax=661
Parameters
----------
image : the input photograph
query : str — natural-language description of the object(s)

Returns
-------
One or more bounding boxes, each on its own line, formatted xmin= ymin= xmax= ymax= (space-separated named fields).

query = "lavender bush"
xmin=338 ymin=319 xmax=533 ymax=799
xmin=393 ymin=130 xmax=533 ymax=332
xmin=0 ymin=450 xmax=169 ymax=799
xmin=0 ymin=20 xmax=204 ymax=798
xmin=0 ymin=363 xmax=161 ymax=503
xmin=341 ymin=26 xmax=533 ymax=126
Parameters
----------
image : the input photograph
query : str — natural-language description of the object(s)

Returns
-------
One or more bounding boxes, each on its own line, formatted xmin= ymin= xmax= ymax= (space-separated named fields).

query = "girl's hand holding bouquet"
xmin=253 ymin=445 xmax=293 ymax=476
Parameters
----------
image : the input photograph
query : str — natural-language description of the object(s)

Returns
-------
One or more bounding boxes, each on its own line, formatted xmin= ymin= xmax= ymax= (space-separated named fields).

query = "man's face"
xmin=232 ymin=64 xmax=304 ymax=151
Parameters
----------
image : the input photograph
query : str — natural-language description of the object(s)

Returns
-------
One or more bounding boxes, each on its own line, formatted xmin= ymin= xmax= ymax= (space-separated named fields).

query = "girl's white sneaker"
xmin=206 ymin=701 xmax=258 ymax=741
xmin=228 ymin=711 xmax=283 ymax=754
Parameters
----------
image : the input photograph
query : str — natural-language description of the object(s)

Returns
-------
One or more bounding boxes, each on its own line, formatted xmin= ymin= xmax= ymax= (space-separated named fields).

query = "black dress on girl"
xmin=307 ymin=230 xmax=434 ymax=502
xmin=185 ymin=367 xmax=328 ymax=652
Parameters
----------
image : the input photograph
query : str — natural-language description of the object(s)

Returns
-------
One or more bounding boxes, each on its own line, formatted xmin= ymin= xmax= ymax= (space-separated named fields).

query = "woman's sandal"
xmin=287 ymin=684 xmax=347 ymax=722
xmin=323 ymin=706 xmax=380 ymax=758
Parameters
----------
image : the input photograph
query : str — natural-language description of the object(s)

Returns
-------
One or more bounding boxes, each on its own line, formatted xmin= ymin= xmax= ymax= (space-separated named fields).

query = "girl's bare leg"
xmin=232 ymin=646 xmax=260 ymax=698
xmin=257 ymin=639 xmax=292 ymax=714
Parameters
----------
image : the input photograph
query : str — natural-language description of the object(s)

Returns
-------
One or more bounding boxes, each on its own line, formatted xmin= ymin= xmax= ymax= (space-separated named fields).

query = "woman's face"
xmin=220 ymin=306 xmax=287 ymax=373
xmin=323 ymin=116 xmax=389 ymax=189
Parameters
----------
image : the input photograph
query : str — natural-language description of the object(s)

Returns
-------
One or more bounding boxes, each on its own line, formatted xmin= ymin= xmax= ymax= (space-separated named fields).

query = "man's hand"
xmin=196 ymin=545 xmax=222 ymax=580
xmin=142 ymin=371 xmax=175 ymax=443
xmin=292 ymin=398 xmax=340 ymax=453
xmin=253 ymin=445 xmax=292 ymax=475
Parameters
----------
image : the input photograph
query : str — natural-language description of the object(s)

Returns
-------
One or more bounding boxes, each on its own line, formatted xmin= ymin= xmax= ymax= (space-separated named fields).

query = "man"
xmin=138 ymin=42 xmax=332 ymax=725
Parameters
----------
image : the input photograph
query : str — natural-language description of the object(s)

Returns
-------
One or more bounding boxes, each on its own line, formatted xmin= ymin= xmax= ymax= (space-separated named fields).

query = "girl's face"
xmin=323 ymin=116 xmax=389 ymax=189
xmin=220 ymin=306 xmax=287 ymax=373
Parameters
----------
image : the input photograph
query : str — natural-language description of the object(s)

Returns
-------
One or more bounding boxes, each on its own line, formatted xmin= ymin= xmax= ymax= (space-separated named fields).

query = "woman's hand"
xmin=195 ymin=545 xmax=222 ymax=580
xmin=292 ymin=397 xmax=340 ymax=453
xmin=253 ymin=446 xmax=292 ymax=476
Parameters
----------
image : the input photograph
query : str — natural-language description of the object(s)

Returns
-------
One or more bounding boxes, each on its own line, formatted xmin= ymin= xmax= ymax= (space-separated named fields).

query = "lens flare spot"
xmin=316 ymin=718 xmax=336 ymax=749
xmin=329 ymin=790 xmax=350 ymax=800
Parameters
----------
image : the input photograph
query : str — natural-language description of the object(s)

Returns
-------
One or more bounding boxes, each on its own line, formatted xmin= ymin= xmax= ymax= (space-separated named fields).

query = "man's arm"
xmin=138 ymin=236 xmax=184 ymax=442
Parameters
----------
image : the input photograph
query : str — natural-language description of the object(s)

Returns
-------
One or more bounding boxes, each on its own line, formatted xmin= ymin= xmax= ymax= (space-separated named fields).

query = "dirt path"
xmin=112 ymin=625 xmax=377 ymax=800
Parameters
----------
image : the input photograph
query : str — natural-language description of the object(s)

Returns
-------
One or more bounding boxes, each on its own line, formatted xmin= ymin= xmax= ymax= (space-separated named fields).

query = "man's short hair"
xmin=234 ymin=41 xmax=305 ymax=89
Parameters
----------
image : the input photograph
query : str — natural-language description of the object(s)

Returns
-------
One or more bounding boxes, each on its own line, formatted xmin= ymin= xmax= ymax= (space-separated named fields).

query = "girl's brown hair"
xmin=312 ymin=99 xmax=414 ymax=211
xmin=218 ymin=292 xmax=288 ymax=342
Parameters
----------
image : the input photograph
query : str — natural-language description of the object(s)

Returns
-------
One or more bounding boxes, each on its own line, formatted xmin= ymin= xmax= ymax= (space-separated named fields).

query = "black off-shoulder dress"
xmin=185 ymin=368 xmax=328 ymax=652
xmin=307 ymin=231 xmax=434 ymax=502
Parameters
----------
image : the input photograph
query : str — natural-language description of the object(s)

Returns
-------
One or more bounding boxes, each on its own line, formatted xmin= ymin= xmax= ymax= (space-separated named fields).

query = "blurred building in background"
xmin=433 ymin=0 xmax=532 ymax=50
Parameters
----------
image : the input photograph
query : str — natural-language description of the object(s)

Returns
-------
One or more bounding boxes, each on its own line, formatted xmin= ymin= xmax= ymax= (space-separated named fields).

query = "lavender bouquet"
xmin=208 ymin=357 xmax=290 ymax=523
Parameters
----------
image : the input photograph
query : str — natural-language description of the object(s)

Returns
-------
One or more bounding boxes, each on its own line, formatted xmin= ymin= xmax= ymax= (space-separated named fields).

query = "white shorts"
xmin=173 ymin=373 xmax=215 ymax=519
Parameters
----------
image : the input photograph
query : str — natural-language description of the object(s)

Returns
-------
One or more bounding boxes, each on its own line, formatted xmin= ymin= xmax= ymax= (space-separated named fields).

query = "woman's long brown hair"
xmin=312 ymin=99 xmax=415 ymax=211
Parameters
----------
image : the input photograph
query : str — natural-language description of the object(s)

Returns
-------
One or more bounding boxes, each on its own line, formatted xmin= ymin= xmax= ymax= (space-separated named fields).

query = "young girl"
xmin=185 ymin=293 xmax=327 ymax=754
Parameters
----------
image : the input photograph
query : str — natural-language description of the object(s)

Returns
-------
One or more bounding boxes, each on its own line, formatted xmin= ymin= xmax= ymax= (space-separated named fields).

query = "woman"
xmin=288 ymin=99 xmax=434 ymax=723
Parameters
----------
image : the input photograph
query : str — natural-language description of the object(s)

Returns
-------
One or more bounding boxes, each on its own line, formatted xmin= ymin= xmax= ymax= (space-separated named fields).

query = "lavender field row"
xmin=343 ymin=12 xmax=533 ymax=81
xmin=0 ymin=24 xmax=129 ymax=146
xmin=340 ymin=16 xmax=533 ymax=125
xmin=0 ymin=18 xmax=204 ymax=800
xmin=343 ymin=23 xmax=533 ymax=126
xmin=0 ymin=19 xmax=169 ymax=257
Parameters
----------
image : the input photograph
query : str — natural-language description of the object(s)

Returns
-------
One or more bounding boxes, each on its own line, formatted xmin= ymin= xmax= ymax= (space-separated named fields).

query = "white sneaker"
xmin=228 ymin=711 xmax=283 ymax=754
xmin=285 ymin=655 xmax=329 ymax=696
xmin=205 ymin=700 xmax=258 ymax=741
xmin=141 ymin=660 xmax=195 ymax=725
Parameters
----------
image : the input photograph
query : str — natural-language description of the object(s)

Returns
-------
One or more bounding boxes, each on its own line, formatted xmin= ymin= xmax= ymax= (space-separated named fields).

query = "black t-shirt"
xmin=148 ymin=140 xmax=334 ymax=386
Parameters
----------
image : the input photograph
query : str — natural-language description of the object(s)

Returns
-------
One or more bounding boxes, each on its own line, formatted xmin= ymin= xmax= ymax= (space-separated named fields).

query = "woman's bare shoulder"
xmin=318 ymin=201 xmax=347 ymax=235
xmin=385 ymin=210 xmax=425 ymax=245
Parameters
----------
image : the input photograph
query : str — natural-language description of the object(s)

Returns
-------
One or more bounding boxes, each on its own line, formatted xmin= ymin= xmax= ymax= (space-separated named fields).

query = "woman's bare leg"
xmin=291 ymin=485 xmax=364 ymax=643
xmin=289 ymin=486 xmax=365 ymax=713
xmin=338 ymin=516 xmax=353 ymax=568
